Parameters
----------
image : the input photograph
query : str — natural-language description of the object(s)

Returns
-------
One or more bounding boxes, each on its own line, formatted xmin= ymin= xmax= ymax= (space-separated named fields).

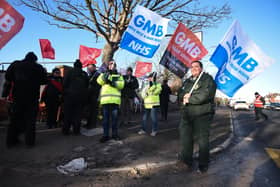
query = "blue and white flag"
xmin=210 ymin=21 xmax=274 ymax=97
xmin=120 ymin=5 xmax=170 ymax=58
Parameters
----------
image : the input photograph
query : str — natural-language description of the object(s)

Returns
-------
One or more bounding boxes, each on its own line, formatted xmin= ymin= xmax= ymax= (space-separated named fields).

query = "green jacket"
xmin=178 ymin=72 xmax=217 ymax=117
xmin=97 ymin=73 xmax=124 ymax=105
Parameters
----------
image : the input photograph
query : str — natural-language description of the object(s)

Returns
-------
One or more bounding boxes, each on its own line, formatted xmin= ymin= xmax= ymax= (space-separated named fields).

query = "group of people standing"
xmin=3 ymin=52 xmax=173 ymax=146
xmin=3 ymin=52 xmax=272 ymax=174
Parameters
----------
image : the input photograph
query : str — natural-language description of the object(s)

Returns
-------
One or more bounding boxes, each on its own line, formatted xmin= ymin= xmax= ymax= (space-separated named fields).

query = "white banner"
xmin=210 ymin=20 xmax=274 ymax=97
xmin=120 ymin=5 xmax=170 ymax=58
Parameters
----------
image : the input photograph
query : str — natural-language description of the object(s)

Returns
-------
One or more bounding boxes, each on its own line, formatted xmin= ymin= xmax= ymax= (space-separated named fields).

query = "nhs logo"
xmin=120 ymin=5 xmax=169 ymax=58
xmin=210 ymin=21 xmax=274 ymax=97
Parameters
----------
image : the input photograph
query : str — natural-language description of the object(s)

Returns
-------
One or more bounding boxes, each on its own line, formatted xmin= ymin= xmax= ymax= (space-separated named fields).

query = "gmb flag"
xmin=120 ymin=5 xmax=169 ymax=58
xmin=210 ymin=21 xmax=274 ymax=97
xmin=160 ymin=23 xmax=208 ymax=78
xmin=0 ymin=0 xmax=24 ymax=49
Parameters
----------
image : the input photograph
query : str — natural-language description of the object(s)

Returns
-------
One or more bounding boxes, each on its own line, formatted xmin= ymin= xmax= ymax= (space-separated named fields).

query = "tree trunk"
xmin=101 ymin=42 xmax=119 ymax=65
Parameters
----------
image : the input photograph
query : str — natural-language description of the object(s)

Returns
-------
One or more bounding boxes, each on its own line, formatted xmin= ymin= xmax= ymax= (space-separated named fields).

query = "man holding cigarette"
xmin=177 ymin=61 xmax=217 ymax=173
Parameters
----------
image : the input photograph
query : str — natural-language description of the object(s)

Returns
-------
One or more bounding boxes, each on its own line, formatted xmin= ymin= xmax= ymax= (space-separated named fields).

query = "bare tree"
xmin=16 ymin=0 xmax=231 ymax=65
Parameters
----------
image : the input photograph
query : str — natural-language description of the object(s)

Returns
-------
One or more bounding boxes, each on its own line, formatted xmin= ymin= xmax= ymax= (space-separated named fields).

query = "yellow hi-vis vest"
xmin=97 ymin=73 xmax=124 ymax=105
xmin=141 ymin=82 xmax=162 ymax=109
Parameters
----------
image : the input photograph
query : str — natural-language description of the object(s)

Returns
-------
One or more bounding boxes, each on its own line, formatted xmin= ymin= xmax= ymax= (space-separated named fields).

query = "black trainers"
xmin=99 ymin=136 xmax=110 ymax=143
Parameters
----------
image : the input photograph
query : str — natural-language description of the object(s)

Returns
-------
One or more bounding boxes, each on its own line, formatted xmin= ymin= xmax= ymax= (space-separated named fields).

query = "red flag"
xmin=39 ymin=39 xmax=55 ymax=59
xmin=79 ymin=45 xmax=102 ymax=67
xmin=134 ymin=61 xmax=152 ymax=78
xmin=0 ymin=0 xmax=25 ymax=49
xmin=166 ymin=23 xmax=208 ymax=67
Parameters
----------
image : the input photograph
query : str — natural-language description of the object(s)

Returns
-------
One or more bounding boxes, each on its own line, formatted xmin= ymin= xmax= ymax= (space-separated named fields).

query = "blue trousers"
xmin=102 ymin=104 xmax=119 ymax=137
xmin=141 ymin=107 xmax=158 ymax=132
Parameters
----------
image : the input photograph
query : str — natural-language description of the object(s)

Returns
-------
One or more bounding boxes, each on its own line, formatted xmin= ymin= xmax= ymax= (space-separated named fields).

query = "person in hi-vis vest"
xmin=254 ymin=92 xmax=268 ymax=120
xmin=97 ymin=61 xmax=124 ymax=143
xmin=138 ymin=72 xmax=162 ymax=137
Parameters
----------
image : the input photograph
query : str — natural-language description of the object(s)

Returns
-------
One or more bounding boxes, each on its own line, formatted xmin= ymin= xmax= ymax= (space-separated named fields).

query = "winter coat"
xmin=178 ymin=72 xmax=217 ymax=118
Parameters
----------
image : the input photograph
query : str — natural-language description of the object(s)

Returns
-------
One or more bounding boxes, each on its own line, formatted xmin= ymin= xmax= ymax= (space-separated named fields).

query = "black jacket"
xmin=179 ymin=72 xmax=217 ymax=117
xmin=5 ymin=60 xmax=47 ymax=103
xmin=88 ymin=70 xmax=101 ymax=96
xmin=122 ymin=75 xmax=139 ymax=98
xmin=63 ymin=67 xmax=89 ymax=100
xmin=160 ymin=84 xmax=172 ymax=101
xmin=42 ymin=76 xmax=63 ymax=103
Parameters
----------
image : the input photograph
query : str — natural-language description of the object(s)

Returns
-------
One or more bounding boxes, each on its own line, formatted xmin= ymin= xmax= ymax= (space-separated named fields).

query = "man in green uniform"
xmin=178 ymin=61 xmax=216 ymax=173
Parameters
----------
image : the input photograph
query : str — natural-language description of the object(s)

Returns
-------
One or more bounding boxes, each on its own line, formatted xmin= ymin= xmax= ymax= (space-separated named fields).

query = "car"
xmin=270 ymin=103 xmax=280 ymax=111
xmin=264 ymin=103 xmax=271 ymax=110
xmin=233 ymin=101 xmax=250 ymax=110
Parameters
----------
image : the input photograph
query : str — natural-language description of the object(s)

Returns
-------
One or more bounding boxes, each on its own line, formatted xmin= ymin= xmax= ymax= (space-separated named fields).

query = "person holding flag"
xmin=138 ymin=72 xmax=162 ymax=137
xmin=177 ymin=61 xmax=216 ymax=173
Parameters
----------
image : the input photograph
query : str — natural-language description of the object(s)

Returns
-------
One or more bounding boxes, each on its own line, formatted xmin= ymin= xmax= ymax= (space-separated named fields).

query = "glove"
xmin=104 ymin=72 xmax=110 ymax=82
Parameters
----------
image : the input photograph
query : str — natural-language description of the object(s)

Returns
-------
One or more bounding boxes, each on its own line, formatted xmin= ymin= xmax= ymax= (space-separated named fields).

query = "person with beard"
xmin=41 ymin=68 xmax=63 ymax=129
xmin=5 ymin=52 xmax=47 ymax=147
xmin=97 ymin=60 xmax=124 ymax=143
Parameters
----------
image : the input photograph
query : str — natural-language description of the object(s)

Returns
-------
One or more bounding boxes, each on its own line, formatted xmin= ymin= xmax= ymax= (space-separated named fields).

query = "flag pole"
xmin=183 ymin=61 xmax=211 ymax=104
xmin=189 ymin=70 xmax=204 ymax=95
xmin=189 ymin=60 xmax=211 ymax=95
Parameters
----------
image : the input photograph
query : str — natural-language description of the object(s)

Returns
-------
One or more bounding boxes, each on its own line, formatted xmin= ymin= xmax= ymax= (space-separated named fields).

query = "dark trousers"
xmin=6 ymin=101 xmax=38 ymax=147
xmin=120 ymin=97 xmax=134 ymax=123
xmin=102 ymin=104 xmax=119 ymax=137
xmin=46 ymin=100 xmax=59 ymax=128
xmin=63 ymin=96 xmax=84 ymax=135
xmin=254 ymin=107 xmax=268 ymax=120
xmin=86 ymin=95 xmax=99 ymax=128
xmin=179 ymin=114 xmax=212 ymax=168
xmin=160 ymin=100 xmax=169 ymax=120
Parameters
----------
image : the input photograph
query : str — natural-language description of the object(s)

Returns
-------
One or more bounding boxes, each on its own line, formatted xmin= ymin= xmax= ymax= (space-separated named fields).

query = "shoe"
xmin=99 ymin=136 xmax=110 ymax=143
xmin=138 ymin=129 xmax=146 ymax=135
xmin=197 ymin=166 xmax=208 ymax=174
xmin=150 ymin=131 xmax=157 ymax=136
xmin=175 ymin=160 xmax=192 ymax=171
xmin=112 ymin=135 xmax=121 ymax=141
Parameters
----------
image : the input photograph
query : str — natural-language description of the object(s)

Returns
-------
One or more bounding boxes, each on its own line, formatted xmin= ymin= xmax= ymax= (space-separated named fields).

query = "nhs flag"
xmin=120 ymin=5 xmax=170 ymax=58
xmin=210 ymin=21 xmax=274 ymax=97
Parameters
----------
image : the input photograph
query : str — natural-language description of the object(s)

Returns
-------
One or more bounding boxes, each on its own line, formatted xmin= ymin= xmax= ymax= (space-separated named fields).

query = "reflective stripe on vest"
xmin=100 ymin=94 xmax=121 ymax=98
xmin=254 ymin=96 xmax=264 ymax=108
xmin=144 ymin=95 xmax=160 ymax=109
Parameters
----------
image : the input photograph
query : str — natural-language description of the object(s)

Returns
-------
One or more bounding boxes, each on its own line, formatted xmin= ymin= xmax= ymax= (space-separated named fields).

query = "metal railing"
xmin=0 ymin=62 xmax=74 ymax=71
